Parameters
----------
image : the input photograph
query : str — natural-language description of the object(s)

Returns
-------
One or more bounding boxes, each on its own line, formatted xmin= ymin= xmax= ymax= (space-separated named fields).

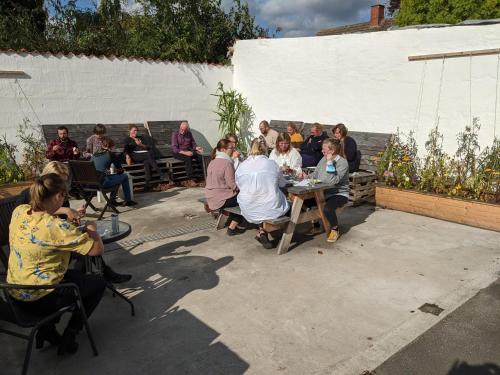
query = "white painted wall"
xmin=232 ymin=24 xmax=500 ymax=154
xmin=0 ymin=53 xmax=232 ymax=150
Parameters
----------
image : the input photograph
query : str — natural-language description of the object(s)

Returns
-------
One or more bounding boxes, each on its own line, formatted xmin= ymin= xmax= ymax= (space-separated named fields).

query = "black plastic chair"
xmin=68 ymin=160 xmax=119 ymax=220
xmin=0 ymin=282 xmax=98 ymax=375
xmin=0 ymin=195 xmax=19 ymax=274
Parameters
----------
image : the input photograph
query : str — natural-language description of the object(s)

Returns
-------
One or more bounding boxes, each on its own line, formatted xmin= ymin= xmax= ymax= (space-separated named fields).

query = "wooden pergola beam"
xmin=408 ymin=48 xmax=500 ymax=61
xmin=0 ymin=70 xmax=25 ymax=76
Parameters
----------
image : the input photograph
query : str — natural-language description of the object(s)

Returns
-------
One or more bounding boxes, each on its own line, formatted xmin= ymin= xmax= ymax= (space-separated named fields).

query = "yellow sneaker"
xmin=327 ymin=229 xmax=340 ymax=243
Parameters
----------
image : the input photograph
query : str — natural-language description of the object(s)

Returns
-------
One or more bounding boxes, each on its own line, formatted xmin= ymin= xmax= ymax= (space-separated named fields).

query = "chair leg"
xmin=22 ymin=329 xmax=36 ymax=375
xmin=79 ymin=307 xmax=98 ymax=356
xmin=106 ymin=283 xmax=135 ymax=317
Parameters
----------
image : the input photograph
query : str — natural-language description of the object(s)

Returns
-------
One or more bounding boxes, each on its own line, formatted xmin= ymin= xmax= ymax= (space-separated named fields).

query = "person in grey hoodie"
xmin=311 ymin=138 xmax=350 ymax=242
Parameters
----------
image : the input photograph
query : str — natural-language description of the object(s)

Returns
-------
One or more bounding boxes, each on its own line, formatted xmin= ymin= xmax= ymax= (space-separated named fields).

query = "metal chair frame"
xmin=68 ymin=160 xmax=119 ymax=220
xmin=0 ymin=282 xmax=98 ymax=375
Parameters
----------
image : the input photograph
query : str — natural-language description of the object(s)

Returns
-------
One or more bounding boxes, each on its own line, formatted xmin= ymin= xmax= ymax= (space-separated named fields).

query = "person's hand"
xmin=326 ymin=152 xmax=334 ymax=162
xmin=73 ymin=147 xmax=79 ymax=155
xmin=182 ymin=150 xmax=193 ymax=157
xmin=77 ymin=206 xmax=86 ymax=217
xmin=53 ymin=144 xmax=61 ymax=151
xmin=196 ymin=146 xmax=203 ymax=153
xmin=125 ymin=154 xmax=133 ymax=166
xmin=133 ymin=138 xmax=142 ymax=145
xmin=232 ymin=150 xmax=240 ymax=159
xmin=85 ymin=221 xmax=97 ymax=233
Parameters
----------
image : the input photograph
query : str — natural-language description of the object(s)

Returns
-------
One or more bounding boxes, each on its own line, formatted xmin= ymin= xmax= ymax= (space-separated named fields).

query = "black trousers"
xmin=15 ymin=269 xmax=106 ymax=332
xmin=222 ymin=195 xmax=242 ymax=224
xmin=304 ymin=194 xmax=348 ymax=228
xmin=173 ymin=152 xmax=203 ymax=179
xmin=131 ymin=151 xmax=160 ymax=185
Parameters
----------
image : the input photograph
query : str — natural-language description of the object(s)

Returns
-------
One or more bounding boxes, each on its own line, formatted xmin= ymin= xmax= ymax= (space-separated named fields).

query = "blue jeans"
xmin=102 ymin=174 xmax=131 ymax=201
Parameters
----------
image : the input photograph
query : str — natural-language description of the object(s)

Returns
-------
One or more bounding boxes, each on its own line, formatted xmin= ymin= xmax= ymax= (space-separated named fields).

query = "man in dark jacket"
xmin=300 ymin=123 xmax=329 ymax=167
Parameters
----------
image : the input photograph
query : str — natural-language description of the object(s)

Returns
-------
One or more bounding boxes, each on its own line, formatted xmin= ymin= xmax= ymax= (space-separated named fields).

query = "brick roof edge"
xmin=0 ymin=49 xmax=228 ymax=67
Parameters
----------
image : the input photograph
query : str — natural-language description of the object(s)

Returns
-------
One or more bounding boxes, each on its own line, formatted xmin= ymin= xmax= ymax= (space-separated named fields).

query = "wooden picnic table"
xmin=276 ymin=182 xmax=337 ymax=255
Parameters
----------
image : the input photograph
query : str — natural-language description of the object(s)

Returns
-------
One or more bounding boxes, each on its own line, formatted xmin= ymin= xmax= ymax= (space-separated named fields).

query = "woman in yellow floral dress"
xmin=7 ymin=173 xmax=105 ymax=355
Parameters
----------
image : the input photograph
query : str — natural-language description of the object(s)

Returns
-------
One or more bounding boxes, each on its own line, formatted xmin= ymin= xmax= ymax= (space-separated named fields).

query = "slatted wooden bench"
xmin=146 ymin=120 xmax=208 ymax=182
xmin=270 ymin=120 xmax=392 ymax=205
xmin=41 ymin=123 xmax=171 ymax=190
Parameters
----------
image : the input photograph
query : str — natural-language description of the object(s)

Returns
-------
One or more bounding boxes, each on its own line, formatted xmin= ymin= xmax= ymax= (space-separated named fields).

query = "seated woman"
xmin=123 ymin=124 xmax=164 ymax=192
xmin=205 ymin=139 xmax=244 ymax=236
xmin=84 ymin=123 xmax=106 ymax=158
xmin=308 ymin=138 xmax=350 ymax=242
xmin=236 ymin=138 xmax=289 ymax=249
xmin=269 ymin=132 xmax=303 ymax=176
xmin=8 ymin=173 xmax=106 ymax=355
xmin=15 ymin=161 xmax=132 ymax=284
xmin=92 ymin=137 xmax=137 ymax=207
xmin=332 ymin=123 xmax=360 ymax=173
xmin=287 ymin=122 xmax=303 ymax=148
xmin=225 ymin=133 xmax=243 ymax=170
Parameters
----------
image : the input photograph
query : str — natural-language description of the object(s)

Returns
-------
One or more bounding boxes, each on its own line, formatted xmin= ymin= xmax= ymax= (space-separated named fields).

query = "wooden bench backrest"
xmin=271 ymin=120 xmax=392 ymax=172
xmin=269 ymin=120 xmax=305 ymax=135
xmin=41 ymin=123 xmax=146 ymax=150
xmin=145 ymin=120 xmax=186 ymax=158
xmin=41 ymin=123 xmax=95 ymax=150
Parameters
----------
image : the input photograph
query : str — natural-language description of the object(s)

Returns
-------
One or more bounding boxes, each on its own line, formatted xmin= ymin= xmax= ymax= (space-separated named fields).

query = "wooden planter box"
xmin=0 ymin=181 xmax=32 ymax=199
xmin=376 ymin=185 xmax=500 ymax=232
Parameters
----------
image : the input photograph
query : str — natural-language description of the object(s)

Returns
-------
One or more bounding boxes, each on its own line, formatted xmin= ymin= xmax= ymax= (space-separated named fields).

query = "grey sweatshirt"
xmin=313 ymin=155 xmax=350 ymax=198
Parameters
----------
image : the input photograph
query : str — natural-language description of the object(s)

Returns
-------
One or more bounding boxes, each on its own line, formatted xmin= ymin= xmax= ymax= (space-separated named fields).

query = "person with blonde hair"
xmin=236 ymin=138 xmax=289 ymax=249
xmin=308 ymin=138 xmax=349 ymax=242
xmin=299 ymin=123 xmax=329 ymax=167
xmin=269 ymin=132 xmax=302 ymax=175
xmin=15 ymin=161 xmax=132 ymax=284
xmin=8 ymin=173 xmax=106 ymax=355
xmin=287 ymin=122 xmax=303 ymax=146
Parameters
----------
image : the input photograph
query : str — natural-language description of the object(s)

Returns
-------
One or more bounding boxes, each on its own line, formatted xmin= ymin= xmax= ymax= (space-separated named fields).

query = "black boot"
xmin=103 ymin=265 xmax=132 ymax=284
xmin=57 ymin=328 xmax=79 ymax=356
xmin=36 ymin=324 xmax=61 ymax=349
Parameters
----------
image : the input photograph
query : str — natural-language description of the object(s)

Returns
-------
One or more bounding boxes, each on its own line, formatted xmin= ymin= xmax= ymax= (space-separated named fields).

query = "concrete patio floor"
xmin=2 ymin=187 xmax=500 ymax=375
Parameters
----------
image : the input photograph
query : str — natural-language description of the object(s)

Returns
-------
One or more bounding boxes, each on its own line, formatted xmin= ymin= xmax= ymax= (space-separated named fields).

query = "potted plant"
xmin=376 ymin=119 xmax=500 ymax=232
xmin=212 ymin=82 xmax=254 ymax=154
xmin=0 ymin=119 xmax=46 ymax=198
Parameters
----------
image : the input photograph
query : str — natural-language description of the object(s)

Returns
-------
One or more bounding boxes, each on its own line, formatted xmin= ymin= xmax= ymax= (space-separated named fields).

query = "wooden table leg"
xmin=314 ymin=190 xmax=331 ymax=236
xmin=277 ymin=195 xmax=304 ymax=255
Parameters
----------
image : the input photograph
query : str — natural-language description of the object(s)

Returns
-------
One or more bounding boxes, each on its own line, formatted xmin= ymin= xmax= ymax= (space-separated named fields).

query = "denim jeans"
xmin=102 ymin=173 xmax=131 ymax=201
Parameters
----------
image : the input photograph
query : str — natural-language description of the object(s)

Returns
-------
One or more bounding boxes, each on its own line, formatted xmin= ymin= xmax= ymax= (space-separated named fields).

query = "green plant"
xmin=377 ymin=129 xmax=419 ymax=189
xmin=477 ymin=137 xmax=500 ymax=203
xmin=418 ymin=125 xmax=452 ymax=194
xmin=17 ymin=118 xmax=46 ymax=179
xmin=212 ymin=82 xmax=254 ymax=152
xmin=0 ymin=134 xmax=24 ymax=184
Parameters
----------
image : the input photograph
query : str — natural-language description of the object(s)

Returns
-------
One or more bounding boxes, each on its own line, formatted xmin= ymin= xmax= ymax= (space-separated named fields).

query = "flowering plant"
xmin=377 ymin=119 xmax=499 ymax=204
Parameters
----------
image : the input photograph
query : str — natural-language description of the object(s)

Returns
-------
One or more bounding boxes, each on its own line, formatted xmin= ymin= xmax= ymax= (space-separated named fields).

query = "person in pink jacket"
xmin=205 ymin=139 xmax=245 ymax=236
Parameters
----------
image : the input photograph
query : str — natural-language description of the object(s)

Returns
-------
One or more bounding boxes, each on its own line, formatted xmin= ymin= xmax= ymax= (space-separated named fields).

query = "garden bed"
xmin=376 ymin=185 xmax=500 ymax=232
xmin=0 ymin=181 xmax=32 ymax=199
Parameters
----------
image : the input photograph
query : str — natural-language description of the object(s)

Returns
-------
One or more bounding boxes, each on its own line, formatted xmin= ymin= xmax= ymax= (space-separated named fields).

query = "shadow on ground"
xmin=2 ymin=236 xmax=249 ymax=375
xmin=447 ymin=360 xmax=500 ymax=375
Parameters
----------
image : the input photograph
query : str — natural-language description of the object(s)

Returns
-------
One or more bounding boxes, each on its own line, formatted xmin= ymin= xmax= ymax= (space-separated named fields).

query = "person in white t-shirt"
xmin=236 ymin=138 xmax=289 ymax=249
xmin=269 ymin=132 xmax=303 ymax=176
